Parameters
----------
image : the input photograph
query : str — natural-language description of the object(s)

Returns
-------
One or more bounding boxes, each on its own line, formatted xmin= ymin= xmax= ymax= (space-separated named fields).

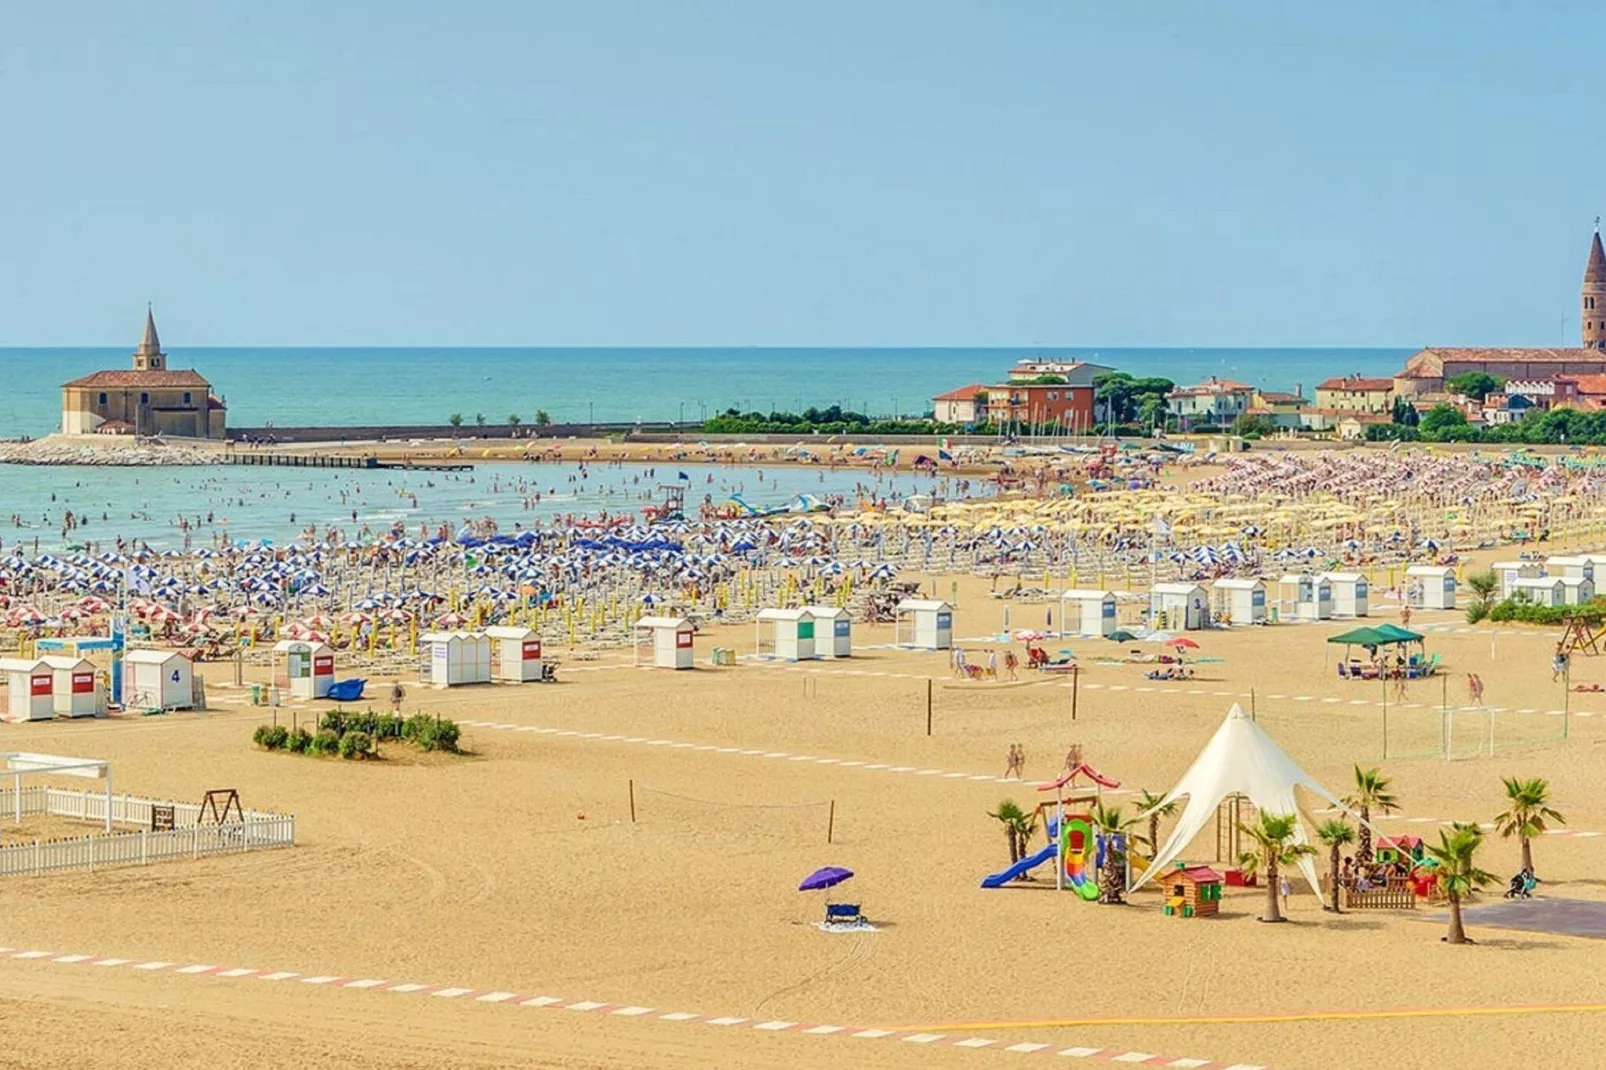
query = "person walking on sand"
xmin=1005 ymin=743 xmax=1025 ymax=779
xmin=1552 ymin=646 xmax=1570 ymax=683
xmin=1280 ymin=874 xmax=1292 ymax=914
xmin=1467 ymin=672 xmax=1484 ymax=707
xmin=1400 ymin=603 xmax=1412 ymax=629
xmin=987 ymin=649 xmax=999 ymax=680
xmin=390 ymin=679 xmax=406 ymax=714
xmin=1003 ymin=649 xmax=1019 ymax=681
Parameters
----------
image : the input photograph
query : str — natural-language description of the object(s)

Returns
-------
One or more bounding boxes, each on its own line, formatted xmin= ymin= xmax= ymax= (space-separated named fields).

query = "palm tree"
xmin=508 ymin=414 xmax=522 ymax=427
xmin=1316 ymin=819 xmax=1357 ymax=913
xmin=1425 ymin=822 xmax=1495 ymax=944
xmin=1466 ymin=569 xmax=1498 ymax=608
xmin=1135 ymin=789 xmax=1178 ymax=858
xmin=1344 ymin=765 xmax=1399 ymax=861
xmin=448 ymin=413 xmax=463 ymax=428
xmin=986 ymin=799 xmax=1037 ymax=869
xmin=1090 ymin=802 xmax=1138 ymax=904
xmin=1494 ymin=776 xmax=1565 ymax=876
xmin=1236 ymin=812 xmax=1316 ymax=923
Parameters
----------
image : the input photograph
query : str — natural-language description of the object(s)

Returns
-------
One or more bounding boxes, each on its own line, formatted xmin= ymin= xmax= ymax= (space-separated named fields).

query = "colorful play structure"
xmin=980 ymin=762 xmax=1138 ymax=896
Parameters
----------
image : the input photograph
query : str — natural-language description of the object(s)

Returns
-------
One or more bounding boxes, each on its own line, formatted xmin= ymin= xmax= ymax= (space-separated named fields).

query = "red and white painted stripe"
xmin=0 ymin=945 xmax=1261 ymax=1068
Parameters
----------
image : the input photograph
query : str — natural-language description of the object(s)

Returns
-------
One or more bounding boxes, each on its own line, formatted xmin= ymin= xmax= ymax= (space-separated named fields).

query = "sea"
xmin=2 ymin=346 xmax=1409 ymax=433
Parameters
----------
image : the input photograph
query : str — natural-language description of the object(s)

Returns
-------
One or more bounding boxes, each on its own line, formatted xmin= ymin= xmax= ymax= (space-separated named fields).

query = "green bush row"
xmin=1483 ymin=595 xmax=1606 ymax=626
xmin=253 ymin=722 xmax=372 ymax=759
xmin=252 ymin=709 xmax=460 ymax=760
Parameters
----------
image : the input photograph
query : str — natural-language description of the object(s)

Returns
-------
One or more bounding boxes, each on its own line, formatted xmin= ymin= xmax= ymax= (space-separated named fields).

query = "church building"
xmin=61 ymin=309 xmax=226 ymax=438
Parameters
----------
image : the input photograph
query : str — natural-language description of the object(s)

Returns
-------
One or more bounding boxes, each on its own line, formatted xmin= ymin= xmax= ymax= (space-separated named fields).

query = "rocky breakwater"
xmin=0 ymin=436 xmax=224 ymax=466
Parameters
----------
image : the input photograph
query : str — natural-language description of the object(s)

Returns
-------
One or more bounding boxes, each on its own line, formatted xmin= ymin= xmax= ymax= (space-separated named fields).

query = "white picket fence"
xmin=0 ymin=787 xmax=294 ymax=877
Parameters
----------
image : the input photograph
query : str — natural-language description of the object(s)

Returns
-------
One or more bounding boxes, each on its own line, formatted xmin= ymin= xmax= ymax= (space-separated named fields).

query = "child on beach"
xmin=390 ymin=679 xmax=405 ymax=714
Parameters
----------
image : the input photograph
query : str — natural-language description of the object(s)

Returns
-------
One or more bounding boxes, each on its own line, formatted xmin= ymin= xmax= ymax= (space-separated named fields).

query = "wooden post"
xmin=628 ymin=779 xmax=636 ymax=823
xmin=827 ymin=799 xmax=835 ymax=844
xmin=1071 ymin=665 xmax=1079 ymax=721
xmin=926 ymin=678 xmax=933 ymax=736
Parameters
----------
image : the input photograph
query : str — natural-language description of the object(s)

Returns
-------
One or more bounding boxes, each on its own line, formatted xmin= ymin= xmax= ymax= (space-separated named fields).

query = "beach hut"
xmin=634 ymin=616 xmax=695 ymax=669
xmin=1059 ymin=589 xmax=1118 ymax=638
xmin=486 ymin=625 xmax=544 ymax=682
xmin=1404 ymin=565 xmax=1456 ymax=609
xmin=40 ymin=655 xmax=102 ymax=718
xmin=1560 ymin=576 xmax=1596 ymax=605
xmin=1546 ymin=555 xmax=1594 ymax=582
xmin=894 ymin=599 xmax=953 ymax=650
xmin=1148 ymin=582 xmax=1208 ymax=631
xmin=419 ymin=631 xmax=492 ymax=687
xmin=1212 ymin=578 xmax=1266 ymax=626
xmin=804 ymin=605 xmax=853 ymax=658
xmin=755 ymin=608 xmax=816 ymax=661
xmin=1278 ymin=574 xmax=1332 ymax=621
xmin=1492 ymin=561 xmax=1544 ymax=599
xmin=123 ymin=649 xmax=195 ymax=710
xmin=1321 ymin=572 xmax=1369 ymax=618
xmin=1509 ymin=575 xmax=1566 ymax=607
xmin=0 ymin=657 xmax=55 ymax=722
xmin=272 ymin=639 xmax=336 ymax=700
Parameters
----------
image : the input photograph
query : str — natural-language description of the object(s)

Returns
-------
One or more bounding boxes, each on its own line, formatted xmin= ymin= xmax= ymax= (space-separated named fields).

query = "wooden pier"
xmin=227 ymin=453 xmax=474 ymax=472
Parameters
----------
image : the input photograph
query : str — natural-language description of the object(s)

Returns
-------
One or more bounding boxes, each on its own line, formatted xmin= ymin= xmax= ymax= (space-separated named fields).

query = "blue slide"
xmin=980 ymin=843 xmax=1058 ymax=888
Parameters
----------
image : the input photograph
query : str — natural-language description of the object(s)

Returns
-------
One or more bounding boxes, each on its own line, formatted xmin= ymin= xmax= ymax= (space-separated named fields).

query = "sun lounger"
xmin=825 ymin=902 xmax=864 ymax=924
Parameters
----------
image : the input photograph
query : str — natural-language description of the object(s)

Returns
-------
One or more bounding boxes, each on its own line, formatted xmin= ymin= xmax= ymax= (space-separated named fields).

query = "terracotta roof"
xmin=1400 ymin=348 xmax=1606 ymax=378
xmin=1338 ymin=412 xmax=1393 ymax=424
xmin=1569 ymin=374 xmax=1606 ymax=395
xmin=931 ymin=383 xmax=989 ymax=401
xmin=1588 ymin=231 xmax=1606 ymax=286
xmin=1257 ymin=391 xmax=1306 ymax=404
xmin=63 ymin=369 xmax=211 ymax=389
xmin=1169 ymin=378 xmax=1255 ymax=397
xmin=1317 ymin=376 xmax=1393 ymax=392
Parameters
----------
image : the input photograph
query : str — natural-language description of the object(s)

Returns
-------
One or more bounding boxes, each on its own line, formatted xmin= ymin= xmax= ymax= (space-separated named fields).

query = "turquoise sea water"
xmin=1 ymin=346 xmax=1409 ymax=435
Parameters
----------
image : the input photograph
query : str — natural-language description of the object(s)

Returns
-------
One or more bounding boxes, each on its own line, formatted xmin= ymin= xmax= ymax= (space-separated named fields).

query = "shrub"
xmin=260 ymin=724 xmax=289 ymax=750
xmin=403 ymin=713 xmax=461 ymax=752
xmin=313 ymin=728 xmax=340 ymax=755
xmin=253 ymin=724 xmax=271 ymax=748
xmin=1465 ymin=602 xmax=1489 ymax=624
xmin=339 ymin=730 xmax=374 ymax=760
xmin=288 ymin=727 xmax=313 ymax=754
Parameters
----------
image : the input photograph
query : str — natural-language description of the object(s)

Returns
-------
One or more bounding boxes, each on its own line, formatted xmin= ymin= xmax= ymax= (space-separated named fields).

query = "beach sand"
xmin=1 ymin=572 xmax=1604 ymax=1068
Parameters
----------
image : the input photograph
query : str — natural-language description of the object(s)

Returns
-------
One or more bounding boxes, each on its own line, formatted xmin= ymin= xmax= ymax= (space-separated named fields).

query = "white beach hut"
xmin=1279 ymin=574 xmax=1332 ymax=621
xmin=272 ymin=639 xmax=336 ymax=700
xmin=1321 ymin=572 xmax=1369 ymax=618
xmin=1492 ymin=561 xmax=1545 ymax=599
xmin=1510 ymin=575 xmax=1566 ymax=607
xmin=420 ymin=631 xmax=492 ymax=687
xmin=755 ymin=608 xmax=816 ymax=661
xmin=123 ymin=649 xmax=195 ymax=710
xmin=634 ymin=616 xmax=695 ymax=669
xmin=1560 ymin=576 xmax=1596 ymax=605
xmin=0 ymin=657 xmax=55 ymax=722
xmin=804 ymin=605 xmax=853 ymax=658
xmin=1404 ymin=565 xmax=1457 ymax=609
xmin=1148 ymin=582 xmax=1208 ymax=631
xmin=1059 ymin=589 xmax=1118 ymax=638
xmin=486 ymin=625 xmax=544 ymax=682
xmin=1212 ymin=578 xmax=1266 ymax=626
xmin=1546 ymin=555 xmax=1594 ymax=582
xmin=894 ymin=599 xmax=953 ymax=650
xmin=40 ymin=655 xmax=102 ymax=718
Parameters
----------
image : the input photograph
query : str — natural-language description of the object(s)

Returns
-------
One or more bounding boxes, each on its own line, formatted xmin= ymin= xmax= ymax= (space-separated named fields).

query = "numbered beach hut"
xmin=755 ymin=608 xmax=816 ymax=661
xmin=1059 ymin=589 xmax=1118 ymax=638
xmin=894 ymin=599 xmax=953 ymax=650
xmin=1492 ymin=560 xmax=1544 ymax=599
xmin=1148 ymin=582 xmax=1208 ymax=631
xmin=804 ymin=605 xmax=853 ymax=657
xmin=1320 ymin=572 xmax=1369 ymax=618
xmin=1509 ymin=575 xmax=1566 ymax=607
xmin=123 ymin=649 xmax=195 ymax=710
xmin=0 ymin=657 xmax=55 ymax=722
xmin=272 ymin=639 xmax=336 ymax=700
xmin=1212 ymin=578 xmax=1266 ymax=626
xmin=1404 ymin=565 xmax=1456 ymax=609
xmin=1278 ymin=573 xmax=1332 ymax=621
xmin=485 ymin=625 xmax=544 ymax=682
xmin=40 ymin=655 xmax=102 ymax=718
xmin=419 ymin=631 xmax=492 ymax=687
xmin=634 ymin=615 xmax=695 ymax=669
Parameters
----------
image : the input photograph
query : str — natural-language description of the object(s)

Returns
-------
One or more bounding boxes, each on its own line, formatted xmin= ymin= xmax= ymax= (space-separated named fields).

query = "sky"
xmin=1 ymin=2 xmax=1603 ymax=347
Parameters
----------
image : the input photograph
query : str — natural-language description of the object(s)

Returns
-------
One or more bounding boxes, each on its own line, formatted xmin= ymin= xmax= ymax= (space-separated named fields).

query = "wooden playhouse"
xmin=1162 ymin=865 xmax=1223 ymax=918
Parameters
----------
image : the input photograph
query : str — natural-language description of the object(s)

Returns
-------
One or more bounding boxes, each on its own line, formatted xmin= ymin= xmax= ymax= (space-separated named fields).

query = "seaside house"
xmin=1165 ymin=377 xmax=1256 ymax=431
xmin=1503 ymin=376 xmax=1581 ymax=411
xmin=1315 ymin=374 xmax=1394 ymax=414
xmin=1336 ymin=413 xmax=1394 ymax=440
xmin=981 ymin=383 xmax=1096 ymax=434
xmin=1006 ymin=359 xmax=1115 ymax=386
xmin=930 ymin=384 xmax=989 ymax=425
xmin=1247 ymin=387 xmax=1308 ymax=429
xmin=61 ymin=309 xmax=226 ymax=439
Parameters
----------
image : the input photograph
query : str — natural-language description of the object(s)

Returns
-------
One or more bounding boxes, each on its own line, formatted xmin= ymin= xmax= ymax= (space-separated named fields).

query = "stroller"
xmin=1503 ymin=869 xmax=1537 ymax=899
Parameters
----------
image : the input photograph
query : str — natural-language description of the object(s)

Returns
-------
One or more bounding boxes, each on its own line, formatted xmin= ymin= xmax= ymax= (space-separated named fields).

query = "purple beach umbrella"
xmin=798 ymin=866 xmax=854 ymax=891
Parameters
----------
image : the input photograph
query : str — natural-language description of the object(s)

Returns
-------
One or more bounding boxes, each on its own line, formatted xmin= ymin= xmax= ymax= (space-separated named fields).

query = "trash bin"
xmin=249 ymin=683 xmax=265 ymax=705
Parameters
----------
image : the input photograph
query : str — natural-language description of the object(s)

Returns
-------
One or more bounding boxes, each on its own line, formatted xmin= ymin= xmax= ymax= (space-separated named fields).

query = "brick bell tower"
xmin=1585 ymin=221 xmax=1606 ymax=350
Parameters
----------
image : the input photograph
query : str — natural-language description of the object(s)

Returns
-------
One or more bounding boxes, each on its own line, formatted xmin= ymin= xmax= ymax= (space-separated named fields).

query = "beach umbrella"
xmin=1107 ymin=629 xmax=1138 ymax=642
xmin=1165 ymin=637 xmax=1199 ymax=650
xmin=798 ymin=866 xmax=854 ymax=891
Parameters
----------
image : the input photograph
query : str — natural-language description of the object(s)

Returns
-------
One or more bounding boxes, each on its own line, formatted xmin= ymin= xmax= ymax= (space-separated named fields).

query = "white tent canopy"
xmin=1132 ymin=704 xmax=1347 ymax=896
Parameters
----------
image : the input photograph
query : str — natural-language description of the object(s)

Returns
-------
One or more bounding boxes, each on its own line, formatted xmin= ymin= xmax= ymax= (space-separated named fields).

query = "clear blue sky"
xmin=2 ymin=2 xmax=1601 ymax=347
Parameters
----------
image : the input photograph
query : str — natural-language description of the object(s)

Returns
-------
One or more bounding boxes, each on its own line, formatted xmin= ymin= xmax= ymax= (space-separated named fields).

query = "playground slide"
xmin=1066 ymin=869 xmax=1101 ymax=900
xmin=980 ymin=843 xmax=1058 ymax=888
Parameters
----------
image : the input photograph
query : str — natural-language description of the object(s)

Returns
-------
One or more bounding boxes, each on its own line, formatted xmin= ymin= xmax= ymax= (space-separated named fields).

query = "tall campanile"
xmin=1585 ymin=223 xmax=1606 ymax=350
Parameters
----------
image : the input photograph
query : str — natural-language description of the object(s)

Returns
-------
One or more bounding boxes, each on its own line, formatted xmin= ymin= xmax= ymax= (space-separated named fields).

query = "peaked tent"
xmin=1132 ymin=703 xmax=1350 ymax=896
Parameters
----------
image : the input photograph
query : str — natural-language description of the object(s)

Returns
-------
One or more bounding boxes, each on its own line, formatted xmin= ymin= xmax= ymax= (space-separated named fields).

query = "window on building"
xmin=183 ymin=392 xmax=192 ymax=404
xmin=140 ymin=393 xmax=149 ymax=404
xmin=98 ymin=392 xmax=107 ymax=405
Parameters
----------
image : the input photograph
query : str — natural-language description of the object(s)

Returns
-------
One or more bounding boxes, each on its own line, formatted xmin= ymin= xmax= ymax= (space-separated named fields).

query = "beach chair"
xmin=1337 ymin=662 xmax=1350 ymax=679
xmin=824 ymin=902 xmax=864 ymax=924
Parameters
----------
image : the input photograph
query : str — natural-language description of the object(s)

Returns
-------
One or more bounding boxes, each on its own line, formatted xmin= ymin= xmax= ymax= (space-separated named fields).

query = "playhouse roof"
xmin=1377 ymin=835 xmax=1423 ymax=851
xmin=1132 ymin=704 xmax=1347 ymax=896
xmin=1173 ymin=866 xmax=1223 ymax=884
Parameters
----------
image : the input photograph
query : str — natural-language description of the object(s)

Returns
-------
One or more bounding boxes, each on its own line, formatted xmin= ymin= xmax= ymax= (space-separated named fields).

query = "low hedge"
xmin=1485 ymin=595 xmax=1606 ymax=626
xmin=254 ymin=708 xmax=461 ymax=760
